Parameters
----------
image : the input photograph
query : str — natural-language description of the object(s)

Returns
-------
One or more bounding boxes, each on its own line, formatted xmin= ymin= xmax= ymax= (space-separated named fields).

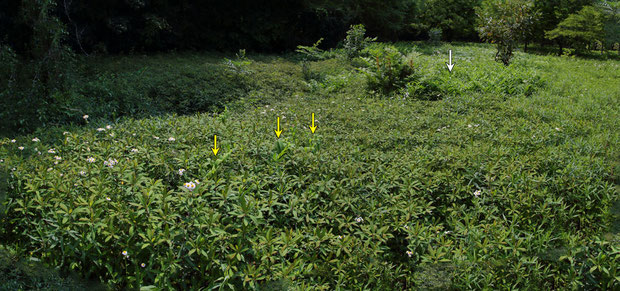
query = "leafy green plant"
xmin=403 ymin=57 xmax=545 ymax=100
xmin=599 ymin=1 xmax=620 ymax=51
xmin=300 ymin=61 xmax=320 ymax=82
xmin=0 ymin=45 xmax=16 ymax=86
xmin=296 ymin=38 xmax=327 ymax=61
xmin=223 ymin=49 xmax=252 ymax=75
xmin=0 ymin=0 xmax=76 ymax=135
xmin=546 ymin=6 xmax=606 ymax=54
xmin=358 ymin=45 xmax=417 ymax=94
xmin=428 ymin=28 xmax=443 ymax=44
xmin=477 ymin=0 xmax=539 ymax=65
xmin=0 ymin=42 xmax=618 ymax=290
xmin=343 ymin=24 xmax=377 ymax=60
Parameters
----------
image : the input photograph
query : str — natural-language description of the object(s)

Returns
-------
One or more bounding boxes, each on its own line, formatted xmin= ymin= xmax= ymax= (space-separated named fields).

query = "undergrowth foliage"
xmin=0 ymin=43 xmax=619 ymax=289
xmin=343 ymin=24 xmax=376 ymax=60
xmin=352 ymin=43 xmax=545 ymax=100
xmin=358 ymin=45 xmax=418 ymax=94
xmin=0 ymin=0 xmax=76 ymax=136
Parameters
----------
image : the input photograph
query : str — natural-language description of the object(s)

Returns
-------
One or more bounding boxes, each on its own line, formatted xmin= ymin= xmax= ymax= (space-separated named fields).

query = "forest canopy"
xmin=1 ymin=0 xmax=617 ymax=54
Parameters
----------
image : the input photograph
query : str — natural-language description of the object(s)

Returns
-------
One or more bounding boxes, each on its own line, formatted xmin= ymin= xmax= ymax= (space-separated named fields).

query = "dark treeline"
xmin=0 ymin=0 xmax=476 ymax=54
xmin=1 ymin=0 xmax=609 ymax=54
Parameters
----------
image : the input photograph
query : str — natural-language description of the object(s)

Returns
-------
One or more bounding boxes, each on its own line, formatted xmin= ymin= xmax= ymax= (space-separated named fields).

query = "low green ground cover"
xmin=1 ymin=43 xmax=619 ymax=289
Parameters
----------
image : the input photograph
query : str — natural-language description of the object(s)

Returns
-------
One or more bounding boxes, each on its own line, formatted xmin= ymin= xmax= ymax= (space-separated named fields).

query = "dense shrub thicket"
xmin=1 ymin=43 xmax=618 ymax=289
xmin=0 ymin=56 xmax=237 ymax=136
xmin=1 ymin=0 xmax=619 ymax=136
xmin=0 ymin=51 xmax=306 ymax=136
xmin=0 ymin=0 xmax=618 ymax=289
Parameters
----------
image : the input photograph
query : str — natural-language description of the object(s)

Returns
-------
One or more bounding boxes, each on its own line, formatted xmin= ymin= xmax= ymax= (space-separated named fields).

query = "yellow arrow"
xmin=211 ymin=135 xmax=219 ymax=156
xmin=309 ymin=113 xmax=317 ymax=133
xmin=274 ymin=117 xmax=282 ymax=138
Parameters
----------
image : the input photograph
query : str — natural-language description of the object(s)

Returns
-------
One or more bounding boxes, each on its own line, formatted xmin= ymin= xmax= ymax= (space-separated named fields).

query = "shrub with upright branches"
xmin=477 ymin=0 xmax=538 ymax=65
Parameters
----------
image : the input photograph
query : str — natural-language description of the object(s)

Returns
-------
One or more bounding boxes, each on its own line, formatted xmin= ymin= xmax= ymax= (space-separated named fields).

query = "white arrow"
xmin=446 ymin=50 xmax=455 ymax=72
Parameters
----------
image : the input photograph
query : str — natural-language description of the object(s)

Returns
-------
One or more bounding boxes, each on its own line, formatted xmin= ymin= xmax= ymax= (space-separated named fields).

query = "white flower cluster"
xmin=184 ymin=181 xmax=196 ymax=191
xmin=104 ymin=158 xmax=118 ymax=168
xmin=184 ymin=179 xmax=200 ymax=191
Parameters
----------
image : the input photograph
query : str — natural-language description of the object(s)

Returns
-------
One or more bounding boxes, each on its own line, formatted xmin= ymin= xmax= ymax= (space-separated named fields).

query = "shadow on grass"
xmin=517 ymin=44 xmax=620 ymax=61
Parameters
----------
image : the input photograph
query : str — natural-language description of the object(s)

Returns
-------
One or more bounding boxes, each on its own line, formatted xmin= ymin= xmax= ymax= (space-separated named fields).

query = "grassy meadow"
xmin=1 ymin=42 xmax=619 ymax=289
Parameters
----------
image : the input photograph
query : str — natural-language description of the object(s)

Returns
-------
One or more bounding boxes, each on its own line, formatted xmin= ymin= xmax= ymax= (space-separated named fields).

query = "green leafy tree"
xmin=303 ymin=0 xmax=415 ymax=41
xmin=477 ymin=0 xmax=539 ymax=65
xmin=358 ymin=45 xmax=418 ymax=94
xmin=419 ymin=0 xmax=483 ymax=41
xmin=0 ymin=0 xmax=75 ymax=134
xmin=598 ymin=0 xmax=620 ymax=51
xmin=532 ymin=0 xmax=595 ymax=43
xmin=546 ymin=6 xmax=606 ymax=53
